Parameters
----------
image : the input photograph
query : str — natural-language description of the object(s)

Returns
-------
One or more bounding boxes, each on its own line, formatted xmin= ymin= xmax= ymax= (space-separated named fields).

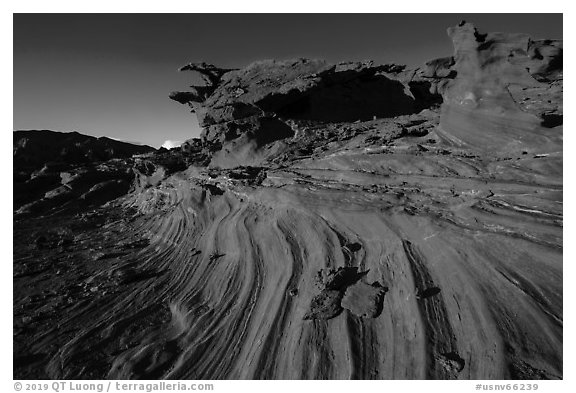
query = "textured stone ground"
xmin=13 ymin=22 xmax=562 ymax=380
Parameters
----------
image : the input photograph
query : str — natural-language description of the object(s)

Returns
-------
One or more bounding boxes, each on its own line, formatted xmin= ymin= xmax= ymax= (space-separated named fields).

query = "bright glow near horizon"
xmin=161 ymin=140 xmax=183 ymax=149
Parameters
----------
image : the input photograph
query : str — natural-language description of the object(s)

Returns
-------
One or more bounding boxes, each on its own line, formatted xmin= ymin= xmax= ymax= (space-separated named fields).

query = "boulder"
xmin=341 ymin=282 xmax=386 ymax=318
xmin=305 ymin=267 xmax=387 ymax=320
xmin=303 ymin=290 xmax=343 ymax=320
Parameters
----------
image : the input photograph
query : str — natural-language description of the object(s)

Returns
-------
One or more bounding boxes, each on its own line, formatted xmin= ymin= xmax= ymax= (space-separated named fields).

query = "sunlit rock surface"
xmin=439 ymin=21 xmax=562 ymax=154
xmin=14 ymin=22 xmax=562 ymax=380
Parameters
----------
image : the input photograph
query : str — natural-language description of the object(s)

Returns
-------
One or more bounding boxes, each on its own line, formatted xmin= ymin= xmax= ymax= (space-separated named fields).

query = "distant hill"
xmin=13 ymin=130 xmax=156 ymax=174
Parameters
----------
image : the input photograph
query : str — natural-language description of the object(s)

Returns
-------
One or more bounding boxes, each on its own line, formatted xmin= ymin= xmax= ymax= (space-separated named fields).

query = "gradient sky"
xmin=13 ymin=14 xmax=563 ymax=148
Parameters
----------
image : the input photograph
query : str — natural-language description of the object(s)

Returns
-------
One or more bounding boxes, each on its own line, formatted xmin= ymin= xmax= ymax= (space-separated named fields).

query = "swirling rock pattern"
xmin=14 ymin=112 xmax=562 ymax=379
xmin=14 ymin=22 xmax=562 ymax=380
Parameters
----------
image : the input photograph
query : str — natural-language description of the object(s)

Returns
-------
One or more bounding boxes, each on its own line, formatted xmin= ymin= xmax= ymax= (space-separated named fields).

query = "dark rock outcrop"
xmin=13 ymin=129 xmax=215 ymax=215
xmin=13 ymin=130 xmax=155 ymax=180
xmin=14 ymin=160 xmax=135 ymax=215
xmin=170 ymin=59 xmax=426 ymax=151
xmin=13 ymin=129 xmax=154 ymax=214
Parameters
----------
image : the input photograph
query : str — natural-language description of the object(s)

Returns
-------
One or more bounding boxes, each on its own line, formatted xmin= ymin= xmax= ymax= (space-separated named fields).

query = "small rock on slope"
xmin=341 ymin=282 xmax=386 ymax=318
xmin=303 ymin=290 xmax=343 ymax=320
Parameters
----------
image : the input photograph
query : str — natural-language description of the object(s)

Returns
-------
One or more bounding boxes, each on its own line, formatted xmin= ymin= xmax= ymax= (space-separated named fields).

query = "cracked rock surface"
xmin=14 ymin=21 xmax=562 ymax=380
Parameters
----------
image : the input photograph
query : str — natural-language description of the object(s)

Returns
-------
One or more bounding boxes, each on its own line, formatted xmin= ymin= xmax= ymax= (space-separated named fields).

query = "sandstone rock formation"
xmin=14 ymin=22 xmax=563 ymax=380
xmin=169 ymin=59 xmax=433 ymax=167
xmin=170 ymin=21 xmax=562 ymax=166
xmin=439 ymin=21 xmax=562 ymax=154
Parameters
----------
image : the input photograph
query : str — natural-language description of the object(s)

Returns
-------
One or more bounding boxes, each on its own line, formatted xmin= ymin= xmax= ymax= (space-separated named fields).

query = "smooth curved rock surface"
xmin=439 ymin=22 xmax=562 ymax=154
xmin=14 ymin=22 xmax=562 ymax=381
xmin=14 ymin=111 xmax=562 ymax=379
